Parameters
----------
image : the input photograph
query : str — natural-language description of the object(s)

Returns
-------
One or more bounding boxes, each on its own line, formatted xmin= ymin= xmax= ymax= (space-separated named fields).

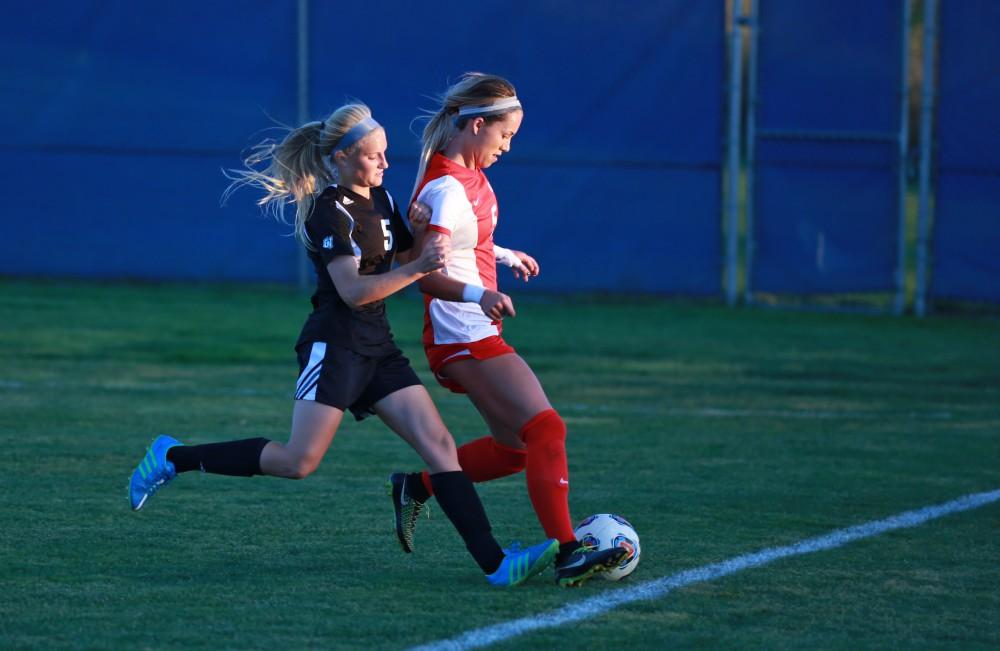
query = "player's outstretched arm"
xmin=328 ymin=237 xmax=449 ymax=309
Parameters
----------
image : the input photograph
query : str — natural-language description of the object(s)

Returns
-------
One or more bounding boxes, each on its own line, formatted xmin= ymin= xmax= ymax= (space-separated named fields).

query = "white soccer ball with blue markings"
xmin=573 ymin=513 xmax=641 ymax=580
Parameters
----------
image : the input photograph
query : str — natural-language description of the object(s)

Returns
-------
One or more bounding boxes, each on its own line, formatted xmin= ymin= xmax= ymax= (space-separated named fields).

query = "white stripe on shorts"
xmin=295 ymin=342 xmax=326 ymax=401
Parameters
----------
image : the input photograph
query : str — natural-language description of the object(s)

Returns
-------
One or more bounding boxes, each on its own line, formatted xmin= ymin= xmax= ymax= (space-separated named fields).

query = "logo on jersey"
xmin=341 ymin=196 xmax=354 ymax=205
xmin=322 ymin=236 xmax=333 ymax=249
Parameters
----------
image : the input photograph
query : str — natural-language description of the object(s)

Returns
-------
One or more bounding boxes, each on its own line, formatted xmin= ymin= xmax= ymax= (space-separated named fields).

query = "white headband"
xmin=457 ymin=97 xmax=522 ymax=117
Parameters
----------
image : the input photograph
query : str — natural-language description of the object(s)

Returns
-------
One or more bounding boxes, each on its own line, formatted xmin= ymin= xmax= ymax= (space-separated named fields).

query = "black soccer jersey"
xmin=296 ymin=184 xmax=414 ymax=356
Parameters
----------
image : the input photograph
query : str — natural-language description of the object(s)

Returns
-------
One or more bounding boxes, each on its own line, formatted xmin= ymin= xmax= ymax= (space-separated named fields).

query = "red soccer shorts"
xmin=425 ymin=335 xmax=515 ymax=393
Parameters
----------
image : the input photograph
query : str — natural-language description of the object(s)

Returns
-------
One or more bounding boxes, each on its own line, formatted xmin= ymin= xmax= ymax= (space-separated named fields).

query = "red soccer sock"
xmin=419 ymin=436 xmax=528 ymax=497
xmin=520 ymin=409 xmax=575 ymax=544
xmin=460 ymin=436 xmax=528 ymax=482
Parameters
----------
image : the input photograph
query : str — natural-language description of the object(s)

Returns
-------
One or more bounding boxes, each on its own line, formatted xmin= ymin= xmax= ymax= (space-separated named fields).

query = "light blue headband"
xmin=332 ymin=116 xmax=381 ymax=153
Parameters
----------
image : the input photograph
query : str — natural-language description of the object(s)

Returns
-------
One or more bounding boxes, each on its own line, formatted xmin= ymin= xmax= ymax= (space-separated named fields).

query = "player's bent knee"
xmin=287 ymin=454 xmax=322 ymax=479
xmin=520 ymin=408 xmax=567 ymax=445
xmin=419 ymin=429 xmax=459 ymax=469
xmin=432 ymin=431 xmax=457 ymax=456
xmin=410 ymin=423 xmax=455 ymax=450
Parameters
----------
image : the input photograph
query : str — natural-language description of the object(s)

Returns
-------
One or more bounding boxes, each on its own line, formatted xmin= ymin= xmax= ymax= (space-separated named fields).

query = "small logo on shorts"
xmin=323 ymin=236 xmax=333 ymax=249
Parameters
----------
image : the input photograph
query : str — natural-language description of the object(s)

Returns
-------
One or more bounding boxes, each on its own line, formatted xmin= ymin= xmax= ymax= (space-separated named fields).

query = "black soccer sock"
xmin=406 ymin=472 xmax=431 ymax=503
xmin=429 ymin=471 xmax=505 ymax=574
xmin=166 ymin=438 xmax=270 ymax=476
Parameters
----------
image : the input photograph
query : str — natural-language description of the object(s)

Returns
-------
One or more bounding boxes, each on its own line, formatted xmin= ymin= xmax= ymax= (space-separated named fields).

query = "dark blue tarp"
xmin=0 ymin=1 xmax=724 ymax=294
xmin=0 ymin=1 xmax=299 ymax=281
xmin=930 ymin=0 xmax=1000 ymax=303
xmin=749 ymin=0 xmax=905 ymax=294
xmin=310 ymin=1 xmax=724 ymax=294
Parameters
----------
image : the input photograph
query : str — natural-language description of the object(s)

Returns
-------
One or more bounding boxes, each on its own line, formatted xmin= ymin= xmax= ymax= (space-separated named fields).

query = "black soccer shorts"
xmin=294 ymin=341 xmax=422 ymax=420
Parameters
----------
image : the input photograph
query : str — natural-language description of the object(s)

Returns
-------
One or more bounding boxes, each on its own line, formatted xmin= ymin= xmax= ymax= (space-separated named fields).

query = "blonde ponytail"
xmin=224 ymin=103 xmax=374 ymax=249
xmin=411 ymin=73 xmax=519 ymax=203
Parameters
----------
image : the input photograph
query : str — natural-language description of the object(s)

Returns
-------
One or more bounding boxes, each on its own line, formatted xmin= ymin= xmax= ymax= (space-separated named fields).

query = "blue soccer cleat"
xmin=486 ymin=538 xmax=559 ymax=587
xmin=128 ymin=435 xmax=182 ymax=511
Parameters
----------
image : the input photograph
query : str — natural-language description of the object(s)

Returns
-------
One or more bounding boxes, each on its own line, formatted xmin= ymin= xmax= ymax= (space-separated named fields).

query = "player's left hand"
xmin=408 ymin=201 xmax=432 ymax=232
xmin=479 ymin=289 xmax=516 ymax=320
xmin=510 ymin=250 xmax=539 ymax=282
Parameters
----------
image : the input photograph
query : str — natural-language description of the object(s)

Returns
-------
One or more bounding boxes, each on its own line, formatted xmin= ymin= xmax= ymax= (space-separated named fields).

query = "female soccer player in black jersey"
xmin=127 ymin=102 xmax=558 ymax=586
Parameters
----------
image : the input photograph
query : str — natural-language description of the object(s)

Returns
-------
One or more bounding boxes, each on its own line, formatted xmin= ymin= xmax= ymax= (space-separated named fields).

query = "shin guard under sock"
xmin=166 ymin=437 xmax=270 ymax=476
xmin=416 ymin=436 xmax=527 ymax=499
xmin=429 ymin=471 xmax=505 ymax=574
xmin=520 ymin=409 xmax=575 ymax=543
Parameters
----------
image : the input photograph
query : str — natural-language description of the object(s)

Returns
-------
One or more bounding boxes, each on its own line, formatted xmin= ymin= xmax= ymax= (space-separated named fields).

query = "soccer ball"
xmin=573 ymin=513 xmax=641 ymax=581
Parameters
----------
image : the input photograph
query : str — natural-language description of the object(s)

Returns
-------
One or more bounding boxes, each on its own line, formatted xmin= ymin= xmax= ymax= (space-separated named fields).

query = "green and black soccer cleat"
xmin=387 ymin=472 xmax=427 ymax=553
xmin=554 ymin=545 xmax=628 ymax=587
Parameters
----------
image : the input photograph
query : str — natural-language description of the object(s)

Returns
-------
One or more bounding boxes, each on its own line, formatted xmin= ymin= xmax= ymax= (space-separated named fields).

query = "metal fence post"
xmin=893 ymin=0 xmax=912 ymax=315
xmin=726 ymin=1 xmax=746 ymax=306
xmin=915 ymin=0 xmax=938 ymax=317
xmin=296 ymin=0 xmax=311 ymax=292
xmin=743 ymin=0 xmax=759 ymax=305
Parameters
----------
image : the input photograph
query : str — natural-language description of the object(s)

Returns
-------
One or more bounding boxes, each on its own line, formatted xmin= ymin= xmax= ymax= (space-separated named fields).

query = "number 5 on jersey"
xmin=381 ymin=219 xmax=393 ymax=251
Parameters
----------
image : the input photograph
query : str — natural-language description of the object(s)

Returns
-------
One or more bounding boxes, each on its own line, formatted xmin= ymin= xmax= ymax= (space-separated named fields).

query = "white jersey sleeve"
xmin=418 ymin=176 xmax=473 ymax=236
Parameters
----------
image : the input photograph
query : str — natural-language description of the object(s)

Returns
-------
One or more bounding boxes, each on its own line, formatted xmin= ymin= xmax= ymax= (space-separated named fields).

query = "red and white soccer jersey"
xmin=415 ymin=153 xmax=503 ymax=348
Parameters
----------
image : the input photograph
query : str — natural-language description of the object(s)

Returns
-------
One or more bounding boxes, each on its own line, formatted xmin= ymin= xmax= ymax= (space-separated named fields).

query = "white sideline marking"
xmin=409 ymin=489 xmax=1000 ymax=651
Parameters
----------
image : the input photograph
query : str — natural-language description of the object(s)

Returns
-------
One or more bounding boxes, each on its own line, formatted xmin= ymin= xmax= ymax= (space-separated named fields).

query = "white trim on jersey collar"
xmin=457 ymin=97 xmax=522 ymax=117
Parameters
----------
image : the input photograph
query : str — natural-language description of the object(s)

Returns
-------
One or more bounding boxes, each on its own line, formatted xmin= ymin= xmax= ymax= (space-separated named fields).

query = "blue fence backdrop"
xmin=0 ymin=1 xmax=723 ymax=294
xmin=0 ymin=2 xmax=300 ymax=282
xmin=1 ymin=1 xmax=997 ymax=308
xmin=930 ymin=0 xmax=1000 ymax=304
xmin=747 ymin=0 xmax=907 ymax=300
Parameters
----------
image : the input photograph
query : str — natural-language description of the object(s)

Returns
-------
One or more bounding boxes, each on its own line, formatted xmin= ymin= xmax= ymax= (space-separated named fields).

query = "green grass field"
xmin=1 ymin=279 xmax=998 ymax=650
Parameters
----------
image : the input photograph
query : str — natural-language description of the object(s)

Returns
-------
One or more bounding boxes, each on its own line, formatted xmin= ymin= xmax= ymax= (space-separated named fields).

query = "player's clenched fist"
xmin=478 ymin=289 xmax=516 ymax=320
xmin=408 ymin=201 xmax=432 ymax=232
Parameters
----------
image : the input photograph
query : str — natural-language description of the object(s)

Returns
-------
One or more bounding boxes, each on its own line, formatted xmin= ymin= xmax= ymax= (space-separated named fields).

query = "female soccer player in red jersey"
xmin=388 ymin=74 xmax=626 ymax=587
xmin=126 ymin=102 xmax=558 ymax=587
